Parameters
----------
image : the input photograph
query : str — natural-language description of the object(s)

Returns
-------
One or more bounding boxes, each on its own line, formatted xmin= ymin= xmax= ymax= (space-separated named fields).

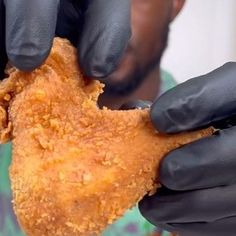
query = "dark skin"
xmin=99 ymin=0 xmax=185 ymax=109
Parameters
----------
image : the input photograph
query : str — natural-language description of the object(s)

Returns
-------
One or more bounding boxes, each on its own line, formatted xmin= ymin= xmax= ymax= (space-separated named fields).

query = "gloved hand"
xmin=0 ymin=0 xmax=130 ymax=79
xmin=139 ymin=62 xmax=236 ymax=236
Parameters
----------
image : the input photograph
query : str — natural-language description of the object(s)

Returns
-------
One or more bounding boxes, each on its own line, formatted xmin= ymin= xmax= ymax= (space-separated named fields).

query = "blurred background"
xmin=162 ymin=0 xmax=236 ymax=83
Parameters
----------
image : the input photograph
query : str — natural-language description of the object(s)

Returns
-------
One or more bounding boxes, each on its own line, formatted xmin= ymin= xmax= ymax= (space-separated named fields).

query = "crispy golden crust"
xmin=0 ymin=38 xmax=213 ymax=236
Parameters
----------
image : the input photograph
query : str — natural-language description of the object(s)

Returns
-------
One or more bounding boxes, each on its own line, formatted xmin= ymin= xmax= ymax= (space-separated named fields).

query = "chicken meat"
xmin=0 ymin=38 xmax=212 ymax=236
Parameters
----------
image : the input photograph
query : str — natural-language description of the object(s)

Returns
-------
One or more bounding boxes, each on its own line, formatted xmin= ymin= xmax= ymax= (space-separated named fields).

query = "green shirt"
xmin=0 ymin=71 xmax=176 ymax=236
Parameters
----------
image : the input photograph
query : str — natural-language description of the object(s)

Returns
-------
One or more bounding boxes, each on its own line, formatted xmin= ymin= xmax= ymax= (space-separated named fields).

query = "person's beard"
xmin=102 ymin=25 xmax=169 ymax=96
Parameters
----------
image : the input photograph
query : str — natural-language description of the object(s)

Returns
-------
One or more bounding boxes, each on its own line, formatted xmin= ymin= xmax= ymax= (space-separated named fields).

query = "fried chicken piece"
xmin=0 ymin=38 xmax=212 ymax=236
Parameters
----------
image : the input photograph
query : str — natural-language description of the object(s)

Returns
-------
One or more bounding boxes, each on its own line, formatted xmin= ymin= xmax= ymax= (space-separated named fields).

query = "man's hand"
xmin=139 ymin=62 xmax=236 ymax=236
xmin=0 ymin=0 xmax=130 ymax=79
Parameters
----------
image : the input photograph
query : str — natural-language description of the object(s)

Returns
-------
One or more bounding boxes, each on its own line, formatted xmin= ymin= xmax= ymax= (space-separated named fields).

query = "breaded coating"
xmin=0 ymin=38 xmax=212 ymax=236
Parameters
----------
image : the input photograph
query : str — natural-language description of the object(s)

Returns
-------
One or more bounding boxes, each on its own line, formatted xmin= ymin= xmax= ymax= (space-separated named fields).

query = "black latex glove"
xmin=139 ymin=62 xmax=236 ymax=236
xmin=0 ymin=0 xmax=130 ymax=79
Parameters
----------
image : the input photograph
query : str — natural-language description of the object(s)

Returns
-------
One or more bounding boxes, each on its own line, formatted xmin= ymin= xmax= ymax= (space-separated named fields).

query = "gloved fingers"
xmin=169 ymin=216 xmax=236 ymax=236
xmin=159 ymin=126 xmax=236 ymax=190
xmin=151 ymin=62 xmax=236 ymax=133
xmin=55 ymin=0 xmax=85 ymax=46
xmin=139 ymin=184 xmax=236 ymax=225
xmin=4 ymin=0 xmax=59 ymax=71
xmin=0 ymin=0 xmax=7 ymax=79
xmin=120 ymin=100 xmax=152 ymax=110
xmin=78 ymin=0 xmax=131 ymax=78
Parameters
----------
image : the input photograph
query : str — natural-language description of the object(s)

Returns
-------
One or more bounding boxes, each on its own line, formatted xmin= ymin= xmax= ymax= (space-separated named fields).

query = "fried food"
xmin=0 ymin=38 xmax=212 ymax=236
